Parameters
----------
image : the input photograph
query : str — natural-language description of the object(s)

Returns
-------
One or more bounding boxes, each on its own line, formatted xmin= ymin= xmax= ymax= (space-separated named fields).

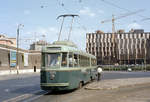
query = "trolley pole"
xmin=16 ymin=24 xmax=24 ymax=74
xmin=57 ymin=14 xmax=79 ymax=41
xmin=68 ymin=16 xmax=74 ymax=41
xmin=58 ymin=17 xmax=65 ymax=41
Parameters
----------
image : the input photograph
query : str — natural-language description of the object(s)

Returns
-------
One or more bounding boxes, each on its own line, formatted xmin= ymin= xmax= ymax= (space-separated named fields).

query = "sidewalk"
xmin=85 ymin=77 xmax=150 ymax=90
xmin=0 ymin=69 xmax=40 ymax=76
xmin=0 ymin=72 xmax=40 ymax=81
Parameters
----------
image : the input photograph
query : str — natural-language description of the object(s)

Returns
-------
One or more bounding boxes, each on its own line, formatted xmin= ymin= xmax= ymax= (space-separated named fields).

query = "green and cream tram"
xmin=40 ymin=41 xmax=97 ymax=91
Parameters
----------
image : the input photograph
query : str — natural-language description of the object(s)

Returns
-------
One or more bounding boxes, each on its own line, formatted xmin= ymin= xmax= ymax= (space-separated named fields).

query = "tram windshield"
xmin=45 ymin=53 xmax=60 ymax=67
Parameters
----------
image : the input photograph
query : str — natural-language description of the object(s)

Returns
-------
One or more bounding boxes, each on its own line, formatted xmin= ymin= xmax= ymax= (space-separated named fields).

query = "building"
xmin=0 ymin=44 xmax=41 ymax=75
xmin=0 ymin=34 xmax=42 ymax=75
xmin=0 ymin=34 xmax=16 ymax=47
xmin=86 ymin=29 xmax=150 ymax=65
xmin=30 ymin=40 xmax=50 ymax=51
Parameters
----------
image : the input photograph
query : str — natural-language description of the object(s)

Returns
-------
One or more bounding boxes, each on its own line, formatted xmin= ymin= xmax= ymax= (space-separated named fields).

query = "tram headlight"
xmin=50 ymin=71 xmax=56 ymax=80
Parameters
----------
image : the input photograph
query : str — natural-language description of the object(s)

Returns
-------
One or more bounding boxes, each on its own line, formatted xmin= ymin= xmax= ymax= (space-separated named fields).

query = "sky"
xmin=0 ymin=0 xmax=150 ymax=50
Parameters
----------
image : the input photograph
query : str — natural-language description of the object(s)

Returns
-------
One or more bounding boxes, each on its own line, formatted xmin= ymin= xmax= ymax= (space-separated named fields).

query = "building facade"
xmin=0 ymin=44 xmax=41 ymax=73
xmin=86 ymin=29 xmax=150 ymax=65
xmin=0 ymin=34 xmax=16 ymax=47
xmin=30 ymin=40 xmax=50 ymax=51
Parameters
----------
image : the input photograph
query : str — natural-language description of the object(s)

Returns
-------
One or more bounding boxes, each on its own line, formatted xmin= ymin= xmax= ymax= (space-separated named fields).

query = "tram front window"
xmin=46 ymin=53 xmax=60 ymax=67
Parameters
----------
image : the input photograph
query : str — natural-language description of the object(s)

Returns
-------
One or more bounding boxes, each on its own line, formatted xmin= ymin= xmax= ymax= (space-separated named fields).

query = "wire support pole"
xmin=16 ymin=27 xmax=19 ymax=74
xmin=16 ymin=24 xmax=24 ymax=74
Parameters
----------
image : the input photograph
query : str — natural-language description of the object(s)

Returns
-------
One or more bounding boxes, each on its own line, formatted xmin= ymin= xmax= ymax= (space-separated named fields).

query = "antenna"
xmin=57 ymin=14 xmax=79 ymax=41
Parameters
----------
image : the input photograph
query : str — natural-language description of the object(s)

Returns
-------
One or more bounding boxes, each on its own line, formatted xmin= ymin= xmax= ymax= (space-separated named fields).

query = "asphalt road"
xmin=1 ymin=71 xmax=150 ymax=102
xmin=0 ymin=73 xmax=41 ymax=102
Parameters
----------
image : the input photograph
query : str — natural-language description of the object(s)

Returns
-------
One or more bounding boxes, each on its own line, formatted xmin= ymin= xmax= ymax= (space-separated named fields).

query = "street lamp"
xmin=16 ymin=24 xmax=24 ymax=74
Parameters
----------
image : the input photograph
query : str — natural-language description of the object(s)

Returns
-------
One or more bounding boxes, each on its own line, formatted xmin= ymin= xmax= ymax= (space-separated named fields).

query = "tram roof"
xmin=53 ymin=41 xmax=77 ymax=48
xmin=42 ymin=41 xmax=96 ymax=59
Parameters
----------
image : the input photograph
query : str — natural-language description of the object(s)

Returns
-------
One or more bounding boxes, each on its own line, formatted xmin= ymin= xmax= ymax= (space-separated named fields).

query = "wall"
xmin=0 ymin=44 xmax=41 ymax=71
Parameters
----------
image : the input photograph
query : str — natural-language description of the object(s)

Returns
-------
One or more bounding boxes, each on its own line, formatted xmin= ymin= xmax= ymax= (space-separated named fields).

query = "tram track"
xmin=2 ymin=90 xmax=49 ymax=102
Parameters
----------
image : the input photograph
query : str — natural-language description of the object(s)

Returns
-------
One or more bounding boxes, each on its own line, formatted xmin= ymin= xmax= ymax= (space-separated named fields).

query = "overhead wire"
xmin=100 ymin=0 xmax=147 ymax=19
xmin=56 ymin=0 xmax=88 ymax=32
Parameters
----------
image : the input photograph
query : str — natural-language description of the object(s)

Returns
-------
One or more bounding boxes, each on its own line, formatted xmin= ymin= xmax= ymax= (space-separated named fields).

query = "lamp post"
xmin=16 ymin=24 xmax=24 ymax=74
xmin=144 ymin=39 xmax=147 ymax=71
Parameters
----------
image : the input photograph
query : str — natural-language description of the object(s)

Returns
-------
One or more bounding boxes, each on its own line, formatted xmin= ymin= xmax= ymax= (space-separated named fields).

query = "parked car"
xmin=127 ymin=68 xmax=132 ymax=72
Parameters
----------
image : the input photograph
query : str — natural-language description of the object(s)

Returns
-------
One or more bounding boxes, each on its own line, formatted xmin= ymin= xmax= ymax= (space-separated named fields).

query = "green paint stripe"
xmin=41 ymin=83 xmax=69 ymax=86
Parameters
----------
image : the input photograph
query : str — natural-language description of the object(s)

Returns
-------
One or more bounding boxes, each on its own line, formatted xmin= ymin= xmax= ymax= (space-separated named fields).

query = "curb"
xmin=85 ymin=82 xmax=150 ymax=90
xmin=0 ymin=69 xmax=40 ymax=76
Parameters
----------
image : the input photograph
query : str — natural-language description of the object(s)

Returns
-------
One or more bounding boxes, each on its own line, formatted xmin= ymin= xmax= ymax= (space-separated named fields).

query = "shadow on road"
xmin=45 ymin=89 xmax=76 ymax=95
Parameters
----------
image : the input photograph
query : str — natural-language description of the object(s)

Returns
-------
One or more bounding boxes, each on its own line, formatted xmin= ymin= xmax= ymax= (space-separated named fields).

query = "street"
xmin=31 ymin=82 xmax=150 ymax=102
xmin=1 ymin=71 xmax=150 ymax=102
xmin=0 ymin=73 xmax=41 ymax=102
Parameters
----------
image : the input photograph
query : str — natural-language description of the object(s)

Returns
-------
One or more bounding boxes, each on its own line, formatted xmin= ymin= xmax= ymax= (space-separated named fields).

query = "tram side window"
xmin=87 ymin=57 xmax=90 ymax=66
xmin=91 ymin=58 xmax=93 ymax=66
xmin=61 ymin=53 xmax=67 ymax=67
xmin=79 ymin=55 xmax=83 ymax=67
xmin=79 ymin=55 xmax=87 ymax=67
xmin=69 ymin=53 xmax=73 ymax=67
xmin=94 ymin=59 xmax=96 ymax=65
xmin=74 ymin=54 xmax=78 ymax=67
xmin=91 ymin=58 xmax=96 ymax=66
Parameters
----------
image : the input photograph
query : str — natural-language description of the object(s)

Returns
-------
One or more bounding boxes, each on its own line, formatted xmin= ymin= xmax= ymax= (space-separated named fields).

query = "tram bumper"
xmin=41 ymin=83 xmax=69 ymax=86
xmin=40 ymin=83 xmax=70 ymax=90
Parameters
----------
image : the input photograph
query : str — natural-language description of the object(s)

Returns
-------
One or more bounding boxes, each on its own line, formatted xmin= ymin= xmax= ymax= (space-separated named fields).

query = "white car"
xmin=127 ymin=68 xmax=132 ymax=72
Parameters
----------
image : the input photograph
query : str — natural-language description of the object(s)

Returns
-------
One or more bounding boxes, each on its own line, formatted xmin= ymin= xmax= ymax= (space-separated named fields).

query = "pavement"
xmin=0 ymin=73 xmax=41 ymax=102
xmin=0 ymin=69 xmax=40 ymax=76
xmin=0 ymin=72 xmax=40 ymax=81
xmin=85 ymin=77 xmax=150 ymax=90
xmin=1 ymin=71 xmax=150 ymax=102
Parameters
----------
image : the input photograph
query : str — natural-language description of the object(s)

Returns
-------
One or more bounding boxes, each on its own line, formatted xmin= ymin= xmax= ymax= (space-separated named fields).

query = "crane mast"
xmin=101 ymin=9 xmax=144 ymax=64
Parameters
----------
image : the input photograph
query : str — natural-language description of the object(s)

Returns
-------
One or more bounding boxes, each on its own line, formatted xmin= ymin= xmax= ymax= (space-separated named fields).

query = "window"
xmin=45 ymin=53 xmax=60 ymax=67
xmin=91 ymin=58 xmax=96 ymax=66
xmin=61 ymin=53 xmax=67 ymax=67
xmin=74 ymin=54 xmax=78 ymax=67
xmin=69 ymin=53 xmax=73 ymax=67
xmin=22 ymin=55 xmax=24 ymax=63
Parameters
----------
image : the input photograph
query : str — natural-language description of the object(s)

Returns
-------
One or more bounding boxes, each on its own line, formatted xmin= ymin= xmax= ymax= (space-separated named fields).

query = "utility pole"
xmin=16 ymin=24 xmax=24 ymax=74
xmin=145 ymin=39 xmax=147 ymax=71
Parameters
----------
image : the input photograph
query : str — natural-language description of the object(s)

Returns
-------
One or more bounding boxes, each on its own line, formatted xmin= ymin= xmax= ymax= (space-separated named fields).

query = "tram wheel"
xmin=90 ymin=76 xmax=94 ymax=82
xmin=78 ymin=82 xmax=83 ymax=89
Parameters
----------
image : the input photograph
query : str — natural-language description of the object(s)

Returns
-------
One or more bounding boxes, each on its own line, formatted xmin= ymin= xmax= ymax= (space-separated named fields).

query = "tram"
xmin=40 ymin=41 xmax=97 ymax=91
xmin=40 ymin=14 xmax=97 ymax=91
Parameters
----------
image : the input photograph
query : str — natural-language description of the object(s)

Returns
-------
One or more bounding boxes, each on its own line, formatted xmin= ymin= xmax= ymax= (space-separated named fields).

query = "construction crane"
xmin=101 ymin=9 xmax=144 ymax=64
xmin=141 ymin=18 xmax=150 ymax=22
xmin=101 ymin=9 xmax=144 ymax=34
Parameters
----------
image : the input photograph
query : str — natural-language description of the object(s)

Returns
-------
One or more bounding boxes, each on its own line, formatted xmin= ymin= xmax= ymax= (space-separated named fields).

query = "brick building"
xmin=86 ymin=29 xmax=150 ymax=65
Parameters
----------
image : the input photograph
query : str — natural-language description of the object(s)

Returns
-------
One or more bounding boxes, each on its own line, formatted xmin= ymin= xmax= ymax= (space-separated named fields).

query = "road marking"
xmin=22 ymin=93 xmax=45 ymax=102
xmin=3 ymin=90 xmax=42 ymax=102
